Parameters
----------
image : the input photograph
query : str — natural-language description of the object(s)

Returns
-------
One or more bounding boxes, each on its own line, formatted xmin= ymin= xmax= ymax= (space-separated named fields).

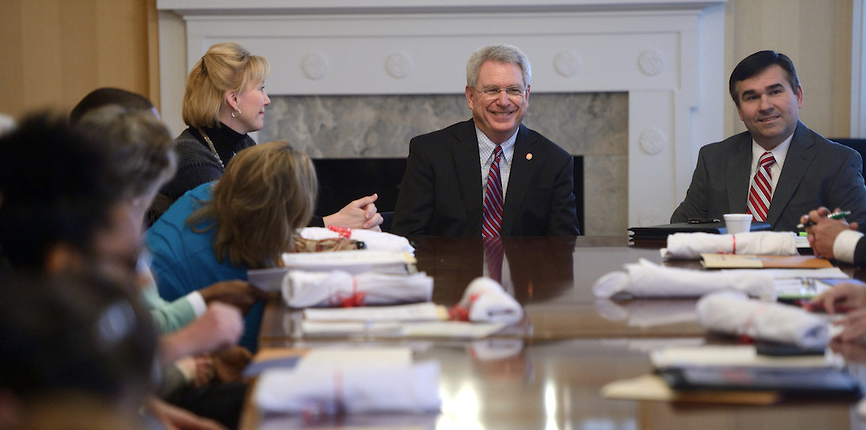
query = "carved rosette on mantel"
xmin=553 ymin=50 xmax=582 ymax=78
xmin=301 ymin=53 xmax=329 ymax=81
xmin=156 ymin=0 xmax=728 ymax=232
xmin=385 ymin=52 xmax=414 ymax=80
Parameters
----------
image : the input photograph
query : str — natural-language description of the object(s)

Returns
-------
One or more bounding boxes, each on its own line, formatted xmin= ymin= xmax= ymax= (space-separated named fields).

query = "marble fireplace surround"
xmin=156 ymin=0 xmax=728 ymax=235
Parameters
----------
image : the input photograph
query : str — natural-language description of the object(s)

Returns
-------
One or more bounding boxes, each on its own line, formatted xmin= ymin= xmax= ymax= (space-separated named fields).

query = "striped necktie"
xmin=747 ymin=151 xmax=776 ymax=222
xmin=483 ymin=236 xmax=504 ymax=283
xmin=482 ymin=145 xmax=503 ymax=237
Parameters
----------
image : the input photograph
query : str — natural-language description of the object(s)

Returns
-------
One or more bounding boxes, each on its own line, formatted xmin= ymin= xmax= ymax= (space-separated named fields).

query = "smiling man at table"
xmin=671 ymin=50 xmax=866 ymax=232
xmin=392 ymin=44 xmax=579 ymax=237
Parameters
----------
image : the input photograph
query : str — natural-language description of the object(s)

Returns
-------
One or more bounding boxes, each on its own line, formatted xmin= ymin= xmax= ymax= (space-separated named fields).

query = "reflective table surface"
xmin=244 ymin=236 xmax=863 ymax=430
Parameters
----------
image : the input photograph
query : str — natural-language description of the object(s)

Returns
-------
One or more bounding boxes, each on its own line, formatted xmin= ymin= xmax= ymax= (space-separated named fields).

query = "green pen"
xmin=796 ymin=210 xmax=851 ymax=229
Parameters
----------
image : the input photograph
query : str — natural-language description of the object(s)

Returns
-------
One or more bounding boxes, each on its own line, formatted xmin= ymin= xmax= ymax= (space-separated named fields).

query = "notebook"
xmin=629 ymin=220 xmax=772 ymax=240
xmin=657 ymin=366 xmax=862 ymax=399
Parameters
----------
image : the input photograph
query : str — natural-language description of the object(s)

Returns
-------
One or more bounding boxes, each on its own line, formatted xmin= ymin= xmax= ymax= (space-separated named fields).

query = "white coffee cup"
xmin=723 ymin=213 xmax=753 ymax=235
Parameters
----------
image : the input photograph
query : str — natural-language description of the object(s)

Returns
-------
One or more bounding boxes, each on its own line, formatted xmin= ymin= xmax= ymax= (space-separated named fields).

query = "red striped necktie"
xmin=482 ymin=145 xmax=503 ymax=238
xmin=483 ymin=236 xmax=504 ymax=283
xmin=747 ymin=151 xmax=776 ymax=222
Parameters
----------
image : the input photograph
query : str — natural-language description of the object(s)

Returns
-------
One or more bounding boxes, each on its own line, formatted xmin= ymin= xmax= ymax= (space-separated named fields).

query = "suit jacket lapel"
xmin=501 ymin=125 xmax=536 ymax=235
xmin=451 ymin=120 xmax=484 ymax=232
xmin=766 ymin=122 xmax=813 ymax=225
xmin=727 ymin=133 xmax=752 ymax=213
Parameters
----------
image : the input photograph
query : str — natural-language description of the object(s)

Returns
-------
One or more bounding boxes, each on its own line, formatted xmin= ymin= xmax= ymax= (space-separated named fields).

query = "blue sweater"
xmin=147 ymin=182 xmax=263 ymax=352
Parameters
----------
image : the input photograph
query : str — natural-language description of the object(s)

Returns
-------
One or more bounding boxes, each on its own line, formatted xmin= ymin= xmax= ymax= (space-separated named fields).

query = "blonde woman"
xmin=153 ymin=42 xmax=382 ymax=230
xmin=148 ymin=141 xmax=317 ymax=352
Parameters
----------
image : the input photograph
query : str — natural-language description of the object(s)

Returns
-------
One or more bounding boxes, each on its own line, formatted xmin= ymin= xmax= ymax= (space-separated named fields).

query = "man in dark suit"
xmin=671 ymin=50 xmax=866 ymax=232
xmin=392 ymin=44 xmax=579 ymax=237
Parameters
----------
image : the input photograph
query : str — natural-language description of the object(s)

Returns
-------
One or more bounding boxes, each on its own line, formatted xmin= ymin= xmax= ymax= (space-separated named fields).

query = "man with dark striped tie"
xmin=671 ymin=50 xmax=866 ymax=232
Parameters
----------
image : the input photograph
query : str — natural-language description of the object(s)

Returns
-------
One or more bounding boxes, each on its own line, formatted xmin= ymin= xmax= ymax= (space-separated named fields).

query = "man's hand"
xmin=322 ymin=194 xmax=384 ymax=231
xmin=801 ymin=207 xmax=855 ymax=259
xmin=199 ymin=280 xmax=267 ymax=314
xmin=832 ymin=308 xmax=866 ymax=342
xmin=808 ymin=281 xmax=866 ymax=314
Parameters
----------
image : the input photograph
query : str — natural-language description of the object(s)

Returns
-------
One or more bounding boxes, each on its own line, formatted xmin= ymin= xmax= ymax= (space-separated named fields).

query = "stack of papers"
xmin=602 ymin=344 xmax=860 ymax=403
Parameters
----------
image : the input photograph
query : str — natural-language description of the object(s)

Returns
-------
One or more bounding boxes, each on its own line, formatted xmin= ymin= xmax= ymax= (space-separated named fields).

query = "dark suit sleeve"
xmin=392 ymin=137 xmax=435 ymax=236
xmin=671 ymin=147 xmax=711 ymax=223
xmin=855 ymin=236 xmax=866 ymax=266
xmin=545 ymin=154 xmax=580 ymax=235
xmin=826 ymin=150 xmax=866 ymax=229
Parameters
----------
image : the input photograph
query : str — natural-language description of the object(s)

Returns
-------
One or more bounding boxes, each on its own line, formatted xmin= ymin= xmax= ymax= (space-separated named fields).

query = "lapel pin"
xmin=526 ymin=153 xmax=533 ymax=160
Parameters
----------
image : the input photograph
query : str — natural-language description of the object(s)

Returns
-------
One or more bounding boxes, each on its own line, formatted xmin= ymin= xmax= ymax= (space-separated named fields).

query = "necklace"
xmin=196 ymin=127 xmax=232 ymax=169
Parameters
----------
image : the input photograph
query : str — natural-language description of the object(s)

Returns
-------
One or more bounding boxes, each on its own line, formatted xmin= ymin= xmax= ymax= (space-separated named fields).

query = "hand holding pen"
xmin=799 ymin=207 xmax=858 ymax=259
xmin=796 ymin=210 xmax=851 ymax=229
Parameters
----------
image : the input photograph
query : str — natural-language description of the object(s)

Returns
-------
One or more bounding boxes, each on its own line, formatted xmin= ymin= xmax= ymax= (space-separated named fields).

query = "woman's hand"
xmin=323 ymin=194 xmax=384 ymax=231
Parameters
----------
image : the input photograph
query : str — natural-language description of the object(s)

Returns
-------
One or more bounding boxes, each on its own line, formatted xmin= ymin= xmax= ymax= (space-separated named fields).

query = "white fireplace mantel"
xmin=157 ymin=0 xmax=727 ymax=228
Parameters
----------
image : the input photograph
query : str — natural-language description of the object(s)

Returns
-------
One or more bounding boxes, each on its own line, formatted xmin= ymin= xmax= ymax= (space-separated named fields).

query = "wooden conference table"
xmin=245 ymin=236 xmax=863 ymax=430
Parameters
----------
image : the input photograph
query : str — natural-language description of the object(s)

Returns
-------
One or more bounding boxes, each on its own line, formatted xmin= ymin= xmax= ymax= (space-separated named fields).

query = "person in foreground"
xmin=153 ymin=42 xmax=382 ymax=231
xmin=73 ymin=104 xmax=256 ymax=429
xmin=0 ymin=113 xmax=230 ymax=430
xmin=392 ymin=43 xmax=579 ymax=237
xmin=69 ymin=88 xmax=265 ymax=337
xmin=0 ymin=273 xmax=159 ymax=430
xmin=148 ymin=140 xmax=317 ymax=353
xmin=671 ymin=50 xmax=866 ymax=231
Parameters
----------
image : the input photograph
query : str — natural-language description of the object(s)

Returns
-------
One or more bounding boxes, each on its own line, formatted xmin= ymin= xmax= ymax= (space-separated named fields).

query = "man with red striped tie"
xmin=671 ymin=50 xmax=866 ymax=232
xmin=393 ymin=44 xmax=579 ymax=237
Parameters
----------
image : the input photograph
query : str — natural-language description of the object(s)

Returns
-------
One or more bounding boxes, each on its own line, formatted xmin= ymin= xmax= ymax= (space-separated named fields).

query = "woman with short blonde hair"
xmin=182 ymin=42 xmax=270 ymax=129
xmin=153 ymin=42 xmax=271 ymax=223
xmin=147 ymin=141 xmax=317 ymax=351
xmin=151 ymin=42 xmax=383 ymax=232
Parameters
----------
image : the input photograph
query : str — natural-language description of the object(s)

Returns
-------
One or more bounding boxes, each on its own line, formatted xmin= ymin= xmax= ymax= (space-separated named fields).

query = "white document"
xmin=281 ymin=249 xmax=415 ymax=274
xmin=650 ymin=345 xmax=838 ymax=369
xmin=303 ymin=302 xmax=444 ymax=322
xmin=399 ymin=321 xmax=506 ymax=338
xmin=301 ymin=320 xmax=506 ymax=339
xmin=296 ymin=347 xmax=413 ymax=370
xmin=722 ymin=267 xmax=849 ymax=280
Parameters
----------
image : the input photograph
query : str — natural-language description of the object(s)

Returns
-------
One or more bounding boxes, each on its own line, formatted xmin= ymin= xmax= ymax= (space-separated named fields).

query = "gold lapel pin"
xmin=526 ymin=153 xmax=533 ymax=160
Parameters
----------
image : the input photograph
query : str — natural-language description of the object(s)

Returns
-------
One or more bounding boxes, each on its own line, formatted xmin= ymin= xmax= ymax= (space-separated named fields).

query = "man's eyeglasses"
xmin=473 ymin=86 xmax=526 ymax=99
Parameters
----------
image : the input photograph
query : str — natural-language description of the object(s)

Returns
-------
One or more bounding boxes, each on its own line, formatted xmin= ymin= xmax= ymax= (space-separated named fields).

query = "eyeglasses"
xmin=473 ymin=86 xmax=526 ymax=99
